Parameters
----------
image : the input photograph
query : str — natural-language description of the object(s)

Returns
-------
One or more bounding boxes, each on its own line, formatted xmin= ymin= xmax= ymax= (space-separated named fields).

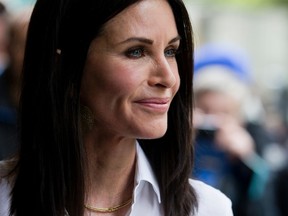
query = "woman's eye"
xmin=165 ymin=48 xmax=179 ymax=57
xmin=125 ymin=48 xmax=145 ymax=58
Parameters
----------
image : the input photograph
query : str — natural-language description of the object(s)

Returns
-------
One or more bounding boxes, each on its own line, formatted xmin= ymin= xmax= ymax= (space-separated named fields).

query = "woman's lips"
xmin=134 ymin=98 xmax=171 ymax=113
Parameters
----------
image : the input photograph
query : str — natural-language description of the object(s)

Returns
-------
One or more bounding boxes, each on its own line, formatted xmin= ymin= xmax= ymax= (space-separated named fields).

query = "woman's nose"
xmin=148 ymin=56 xmax=179 ymax=88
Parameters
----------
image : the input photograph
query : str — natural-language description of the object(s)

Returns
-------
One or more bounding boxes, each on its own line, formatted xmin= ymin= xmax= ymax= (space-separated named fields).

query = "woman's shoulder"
xmin=0 ymin=160 xmax=15 ymax=216
xmin=189 ymin=179 xmax=233 ymax=216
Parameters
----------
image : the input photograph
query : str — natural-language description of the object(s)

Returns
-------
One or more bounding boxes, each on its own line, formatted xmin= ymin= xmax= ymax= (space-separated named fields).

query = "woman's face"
xmin=80 ymin=0 xmax=180 ymax=140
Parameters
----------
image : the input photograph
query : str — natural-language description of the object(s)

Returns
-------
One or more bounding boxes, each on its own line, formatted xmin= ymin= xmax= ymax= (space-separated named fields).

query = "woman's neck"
xmin=83 ymin=135 xmax=136 ymax=214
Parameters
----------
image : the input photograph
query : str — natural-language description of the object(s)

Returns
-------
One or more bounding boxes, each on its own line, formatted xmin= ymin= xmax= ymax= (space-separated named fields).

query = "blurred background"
xmin=185 ymin=0 xmax=288 ymax=143
xmin=1 ymin=0 xmax=35 ymax=11
xmin=185 ymin=0 xmax=288 ymax=216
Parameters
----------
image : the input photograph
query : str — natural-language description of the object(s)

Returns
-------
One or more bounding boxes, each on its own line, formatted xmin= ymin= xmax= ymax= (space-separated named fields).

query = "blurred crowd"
xmin=0 ymin=1 xmax=287 ymax=216
xmin=0 ymin=1 xmax=31 ymax=160
xmin=192 ymin=43 xmax=288 ymax=216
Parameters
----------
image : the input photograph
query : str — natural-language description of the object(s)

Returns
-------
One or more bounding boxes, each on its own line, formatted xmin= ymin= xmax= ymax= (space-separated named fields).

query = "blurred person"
xmin=270 ymin=86 xmax=288 ymax=216
xmin=192 ymin=44 xmax=271 ymax=216
xmin=0 ymin=1 xmax=233 ymax=216
xmin=0 ymin=1 xmax=8 ymax=75
xmin=275 ymin=87 xmax=288 ymax=146
xmin=0 ymin=8 xmax=31 ymax=160
xmin=273 ymin=164 xmax=288 ymax=216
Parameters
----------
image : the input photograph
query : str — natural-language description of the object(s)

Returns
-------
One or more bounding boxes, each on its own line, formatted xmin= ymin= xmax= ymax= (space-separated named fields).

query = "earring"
xmin=80 ymin=105 xmax=94 ymax=131
xmin=56 ymin=49 xmax=62 ymax=55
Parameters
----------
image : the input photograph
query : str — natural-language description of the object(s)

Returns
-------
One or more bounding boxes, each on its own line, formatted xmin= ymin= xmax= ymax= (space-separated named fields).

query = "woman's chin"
xmin=137 ymin=127 xmax=167 ymax=140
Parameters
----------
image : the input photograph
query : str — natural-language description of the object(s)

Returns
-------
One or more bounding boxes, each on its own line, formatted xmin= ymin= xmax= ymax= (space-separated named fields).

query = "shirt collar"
xmin=135 ymin=141 xmax=161 ymax=203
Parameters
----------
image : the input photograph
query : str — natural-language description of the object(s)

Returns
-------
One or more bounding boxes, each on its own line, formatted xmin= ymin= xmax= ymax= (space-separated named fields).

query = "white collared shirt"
xmin=128 ymin=142 xmax=164 ymax=216
xmin=0 ymin=143 xmax=233 ymax=216
xmin=0 ymin=161 xmax=12 ymax=216
xmin=129 ymin=142 xmax=233 ymax=216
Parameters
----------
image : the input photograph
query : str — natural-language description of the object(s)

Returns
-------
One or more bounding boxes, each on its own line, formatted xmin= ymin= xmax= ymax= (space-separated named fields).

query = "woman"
xmin=0 ymin=0 xmax=233 ymax=215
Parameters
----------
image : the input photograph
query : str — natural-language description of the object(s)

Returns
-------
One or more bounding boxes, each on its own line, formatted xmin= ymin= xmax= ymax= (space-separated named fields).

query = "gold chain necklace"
xmin=84 ymin=198 xmax=132 ymax=213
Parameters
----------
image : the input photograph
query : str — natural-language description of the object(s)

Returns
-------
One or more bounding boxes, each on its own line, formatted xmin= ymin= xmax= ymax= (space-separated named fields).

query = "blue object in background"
xmin=193 ymin=129 xmax=232 ymax=189
xmin=194 ymin=43 xmax=252 ymax=84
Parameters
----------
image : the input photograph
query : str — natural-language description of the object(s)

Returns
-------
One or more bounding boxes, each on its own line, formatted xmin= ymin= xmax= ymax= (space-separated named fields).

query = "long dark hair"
xmin=10 ymin=0 xmax=197 ymax=215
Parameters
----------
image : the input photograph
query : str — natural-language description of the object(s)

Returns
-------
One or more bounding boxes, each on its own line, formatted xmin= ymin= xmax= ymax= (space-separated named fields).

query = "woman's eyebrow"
xmin=169 ymin=35 xmax=181 ymax=44
xmin=118 ymin=35 xmax=181 ymax=45
xmin=118 ymin=37 xmax=154 ymax=45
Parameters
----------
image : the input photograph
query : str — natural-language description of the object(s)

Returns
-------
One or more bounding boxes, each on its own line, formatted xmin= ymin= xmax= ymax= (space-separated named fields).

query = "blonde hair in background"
xmin=194 ymin=65 xmax=265 ymax=123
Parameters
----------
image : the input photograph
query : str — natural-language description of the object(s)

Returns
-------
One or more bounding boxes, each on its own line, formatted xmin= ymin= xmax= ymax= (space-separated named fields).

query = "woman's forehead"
xmin=99 ymin=0 xmax=178 ymax=43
